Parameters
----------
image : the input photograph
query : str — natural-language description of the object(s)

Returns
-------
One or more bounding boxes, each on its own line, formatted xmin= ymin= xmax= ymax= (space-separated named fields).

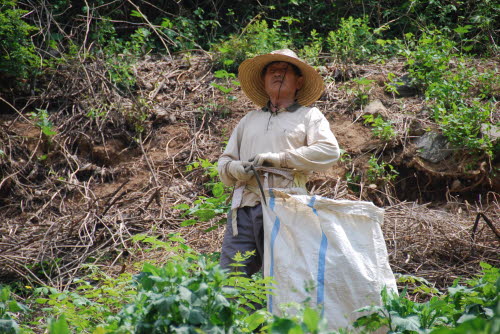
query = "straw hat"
xmin=238 ymin=49 xmax=324 ymax=107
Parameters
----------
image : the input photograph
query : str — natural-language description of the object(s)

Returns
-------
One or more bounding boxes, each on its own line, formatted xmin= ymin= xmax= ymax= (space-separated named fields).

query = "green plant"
xmin=384 ymin=72 xmax=405 ymax=96
xmin=298 ymin=29 xmax=323 ymax=66
xmin=345 ymin=170 xmax=361 ymax=194
xmin=91 ymin=19 xmax=152 ymax=90
xmin=363 ymin=114 xmax=396 ymax=141
xmin=0 ymin=0 xmax=39 ymax=80
xmin=342 ymin=77 xmax=374 ymax=108
xmin=366 ymin=155 xmax=398 ymax=184
xmin=326 ymin=16 xmax=375 ymax=65
xmin=0 ymin=285 xmax=27 ymax=334
xmin=28 ymin=109 xmax=57 ymax=137
xmin=401 ymin=31 xmax=497 ymax=157
xmin=354 ymin=263 xmax=499 ymax=333
xmin=210 ymin=69 xmax=240 ymax=114
xmin=396 ymin=274 xmax=441 ymax=297
xmin=211 ymin=18 xmax=291 ymax=72
xmin=225 ymin=251 xmax=275 ymax=314
xmin=106 ymin=234 xmax=265 ymax=334
xmin=33 ymin=268 xmax=135 ymax=333
xmin=175 ymin=159 xmax=231 ymax=232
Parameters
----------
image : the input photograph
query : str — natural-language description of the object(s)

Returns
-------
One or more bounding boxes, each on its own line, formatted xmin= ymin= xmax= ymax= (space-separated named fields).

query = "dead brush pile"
xmin=0 ymin=53 xmax=498 ymax=290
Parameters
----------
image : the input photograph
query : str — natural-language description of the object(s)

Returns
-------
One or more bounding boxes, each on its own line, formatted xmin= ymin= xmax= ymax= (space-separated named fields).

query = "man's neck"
xmin=269 ymin=97 xmax=296 ymax=112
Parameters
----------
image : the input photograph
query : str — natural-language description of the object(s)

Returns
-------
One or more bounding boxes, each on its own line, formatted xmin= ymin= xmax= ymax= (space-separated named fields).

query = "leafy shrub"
xmin=211 ymin=18 xmax=292 ymax=72
xmin=366 ymin=155 xmax=399 ymax=184
xmin=354 ymin=263 xmax=499 ymax=333
xmin=110 ymin=259 xmax=242 ymax=333
xmin=0 ymin=0 xmax=39 ymax=79
xmin=0 ymin=285 xmax=27 ymax=334
xmin=363 ymin=114 xmax=396 ymax=141
xmin=159 ymin=8 xmax=220 ymax=51
xmin=175 ymin=159 xmax=231 ymax=232
xmin=402 ymin=31 xmax=497 ymax=157
xmin=33 ymin=268 xmax=135 ymax=333
xmin=326 ymin=16 xmax=375 ymax=65
xmin=91 ymin=19 xmax=152 ymax=90
xmin=297 ymin=29 xmax=324 ymax=66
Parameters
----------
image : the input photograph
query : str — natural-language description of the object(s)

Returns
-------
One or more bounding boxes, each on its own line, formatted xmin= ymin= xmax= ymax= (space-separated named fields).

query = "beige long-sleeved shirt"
xmin=218 ymin=104 xmax=340 ymax=207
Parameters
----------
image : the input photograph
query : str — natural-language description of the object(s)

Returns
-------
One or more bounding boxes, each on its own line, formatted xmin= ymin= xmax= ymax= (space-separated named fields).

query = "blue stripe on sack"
xmin=307 ymin=195 xmax=318 ymax=215
xmin=317 ymin=232 xmax=328 ymax=316
xmin=268 ymin=189 xmax=280 ymax=313
xmin=308 ymin=196 xmax=327 ymax=316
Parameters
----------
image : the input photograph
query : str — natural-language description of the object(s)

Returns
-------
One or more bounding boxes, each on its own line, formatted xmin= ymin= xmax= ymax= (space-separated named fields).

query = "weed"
xmin=0 ymin=285 xmax=27 ymax=333
xmin=354 ymin=263 xmax=499 ymax=333
xmin=210 ymin=69 xmax=240 ymax=115
xmin=211 ymin=18 xmax=291 ymax=72
xmin=402 ymin=31 xmax=497 ymax=157
xmin=345 ymin=170 xmax=361 ymax=194
xmin=0 ymin=0 xmax=39 ymax=80
xmin=175 ymin=159 xmax=231 ymax=232
xmin=363 ymin=114 xmax=396 ymax=141
xmin=28 ymin=109 xmax=57 ymax=137
xmin=33 ymin=268 xmax=135 ymax=333
xmin=366 ymin=155 xmax=399 ymax=184
xmin=384 ymin=72 xmax=405 ymax=97
xmin=298 ymin=29 xmax=323 ymax=66
xmin=326 ymin=16 xmax=375 ymax=65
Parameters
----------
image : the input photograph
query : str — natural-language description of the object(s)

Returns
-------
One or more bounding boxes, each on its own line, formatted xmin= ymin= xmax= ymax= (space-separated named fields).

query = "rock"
xmin=363 ymin=99 xmax=388 ymax=118
xmin=481 ymin=123 xmax=500 ymax=141
xmin=389 ymin=74 xmax=418 ymax=97
xmin=153 ymin=106 xmax=176 ymax=124
xmin=415 ymin=132 xmax=452 ymax=163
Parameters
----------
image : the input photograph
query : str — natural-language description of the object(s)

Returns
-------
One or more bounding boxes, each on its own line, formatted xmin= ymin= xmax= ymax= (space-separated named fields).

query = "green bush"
xmin=326 ymin=16 xmax=375 ymax=65
xmin=0 ymin=285 xmax=27 ymax=334
xmin=402 ymin=31 xmax=497 ymax=156
xmin=34 ymin=268 xmax=135 ymax=333
xmin=211 ymin=18 xmax=292 ymax=72
xmin=0 ymin=0 xmax=38 ymax=79
xmin=354 ymin=263 xmax=499 ymax=333
xmin=174 ymin=159 xmax=232 ymax=232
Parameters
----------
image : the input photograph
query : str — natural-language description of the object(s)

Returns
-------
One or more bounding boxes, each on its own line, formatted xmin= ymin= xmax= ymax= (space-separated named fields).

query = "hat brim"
xmin=238 ymin=53 xmax=324 ymax=107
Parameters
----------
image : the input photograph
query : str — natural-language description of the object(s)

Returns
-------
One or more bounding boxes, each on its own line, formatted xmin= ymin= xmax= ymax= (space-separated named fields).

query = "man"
xmin=218 ymin=49 xmax=340 ymax=277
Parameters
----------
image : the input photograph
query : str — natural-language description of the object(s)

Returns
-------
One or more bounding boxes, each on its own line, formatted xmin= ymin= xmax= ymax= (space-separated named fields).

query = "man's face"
xmin=263 ymin=62 xmax=303 ymax=99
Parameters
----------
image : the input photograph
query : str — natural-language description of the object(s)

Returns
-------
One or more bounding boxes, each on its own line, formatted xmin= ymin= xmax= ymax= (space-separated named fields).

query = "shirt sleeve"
xmin=217 ymin=117 xmax=245 ymax=186
xmin=281 ymin=109 xmax=340 ymax=172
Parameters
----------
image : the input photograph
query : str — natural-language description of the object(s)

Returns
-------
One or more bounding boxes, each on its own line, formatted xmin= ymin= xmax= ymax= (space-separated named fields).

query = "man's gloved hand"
xmin=251 ymin=152 xmax=281 ymax=168
xmin=228 ymin=161 xmax=253 ymax=181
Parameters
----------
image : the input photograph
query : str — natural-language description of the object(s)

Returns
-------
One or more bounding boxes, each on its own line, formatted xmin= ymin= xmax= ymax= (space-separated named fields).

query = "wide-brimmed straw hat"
xmin=238 ymin=49 xmax=324 ymax=107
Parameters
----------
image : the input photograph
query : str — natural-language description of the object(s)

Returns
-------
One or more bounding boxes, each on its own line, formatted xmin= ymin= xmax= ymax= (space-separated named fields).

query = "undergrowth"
xmin=3 ymin=240 xmax=498 ymax=333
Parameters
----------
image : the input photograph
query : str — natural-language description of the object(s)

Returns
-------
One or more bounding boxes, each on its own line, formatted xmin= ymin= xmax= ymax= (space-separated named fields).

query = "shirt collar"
xmin=262 ymin=101 xmax=302 ymax=113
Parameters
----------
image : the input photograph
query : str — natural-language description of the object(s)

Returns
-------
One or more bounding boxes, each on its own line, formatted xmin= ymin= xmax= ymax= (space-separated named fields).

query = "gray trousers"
xmin=220 ymin=204 xmax=264 ymax=277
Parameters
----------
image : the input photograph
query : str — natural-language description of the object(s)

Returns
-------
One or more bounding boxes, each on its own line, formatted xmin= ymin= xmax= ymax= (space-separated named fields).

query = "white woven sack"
xmin=262 ymin=189 xmax=397 ymax=330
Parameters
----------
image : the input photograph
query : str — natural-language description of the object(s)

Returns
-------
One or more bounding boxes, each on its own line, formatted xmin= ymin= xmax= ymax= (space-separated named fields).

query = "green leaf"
xmin=174 ymin=203 xmax=190 ymax=210
xmin=303 ymin=307 xmax=320 ymax=332
xmin=130 ymin=10 xmax=144 ymax=18
xmin=244 ymin=310 xmax=268 ymax=331
xmin=180 ymin=219 xmax=198 ymax=227
xmin=212 ymin=183 xmax=225 ymax=197
xmin=192 ymin=209 xmax=216 ymax=221
xmin=48 ymin=316 xmax=70 ymax=334
xmin=453 ymin=25 xmax=473 ymax=35
xmin=391 ymin=313 xmax=421 ymax=332
xmin=0 ymin=319 xmax=19 ymax=334
xmin=270 ymin=318 xmax=302 ymax=334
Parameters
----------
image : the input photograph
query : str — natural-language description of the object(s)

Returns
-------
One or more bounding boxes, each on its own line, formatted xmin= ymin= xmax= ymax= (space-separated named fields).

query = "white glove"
xmin=227 ymin=161 xmax=253 ymax=181
xmin=251 ymin=152 xmax=281 ymax=168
